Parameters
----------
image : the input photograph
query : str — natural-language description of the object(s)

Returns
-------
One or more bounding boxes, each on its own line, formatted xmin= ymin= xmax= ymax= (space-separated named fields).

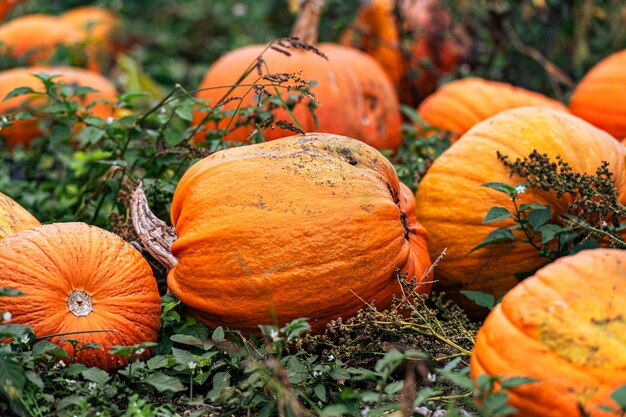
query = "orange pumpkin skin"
xmin=570 ymin=49 xmax=626 ymax=138
xmin=60 ymin=6 xmax=118 ymax=71
xmin=167 ymin=133 xmax=432 ymax=334
xmin=0 ymin=14 xmax=84 ymax=63
xmin=414 ymin=107 xmax=626 ymax=304
xmin=471 ymin=249 xmax=626 ymax=417
xmin=0 ymin=223 xmax=161 ymax=370
xmin=417 ymin=78 xmax=569 ymax=141
xmin=0 ymin=66 xmax=117 ymax=147
xmin=340 ymin=0 xmax=469 ymax=104
xmin=0 ymin=192 xmax=39 ymax=238
xmin=193 ymin=44 xmax=402 ymax=150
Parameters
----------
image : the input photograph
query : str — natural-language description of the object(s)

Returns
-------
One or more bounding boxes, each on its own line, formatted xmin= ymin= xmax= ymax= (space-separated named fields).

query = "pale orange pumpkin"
xmin=192 ymin=0 xmax=402 ymax=150
xmin=417 ymin=78 xmax=569 ymax=141
xmin=0 ymin=222 xmax=161 ymax=369
xmin=570 ymin=49 xmax=626 ymax=138
xmin=0 ymin=192 xmax=39 ymax=238
xmin=471 ymin=248 xmax=626 ymax=417
xmin=414 ymin=107 xmax=626 ymax=308
xmin=134 ymin=133 xmax=432 ymax=334
xmin=0 ymin=66 xmax=117 ymax=147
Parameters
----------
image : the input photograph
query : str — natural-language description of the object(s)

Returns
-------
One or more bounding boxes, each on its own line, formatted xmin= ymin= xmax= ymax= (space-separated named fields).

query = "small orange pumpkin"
xmin=0 ymin=222 xmax=161 ymax=370
xmin=0 ymin=14 xmax=84 ymax=63
xmin=414 ymin=107 xmax=626 ymax=308
xmin=0 ymin=66 xmax=118 ymax=147
xmin=0 ymin=192 xmax=39 ymax=238
xmin=340 ymin=0 xmax=470 ymax=105
xmin=471 ymin=248 xmax=626 ymax=417
xmin=135 ymin=133 xmax=432 ymax=334
xmin=417 ymin=78 xmax=569 ymax=141
xmin=570 ymin=49 xmax=626 ymax=138
xmin=192 ymin=0 xmax=402 ymax=151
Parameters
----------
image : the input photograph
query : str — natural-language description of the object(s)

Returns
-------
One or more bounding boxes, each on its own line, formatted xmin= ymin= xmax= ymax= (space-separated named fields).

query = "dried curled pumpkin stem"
xmin=290 ymin=0 xmax=324 ymax=44
xmin=131 ymin=182 xmax=178 ymax=270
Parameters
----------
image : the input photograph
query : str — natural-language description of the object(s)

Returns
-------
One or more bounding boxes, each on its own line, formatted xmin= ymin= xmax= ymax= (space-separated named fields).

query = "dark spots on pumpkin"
xmin=339 ymin=148 xmax=358 ymax=165
xmin=400 ymin=211 xmax=409 ymax=240
xmin=591 ymin=314 xmax=624 ymax=326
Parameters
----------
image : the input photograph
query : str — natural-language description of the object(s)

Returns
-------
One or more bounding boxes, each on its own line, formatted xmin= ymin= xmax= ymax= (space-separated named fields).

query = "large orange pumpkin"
xmin=192 ymin=0 xmax=402 ymax=151
xmin=135 ymin=133 xmax=432 ymax=334
xmin=0 ymin=222 xmax=161 ymax=370
xmin=0 ymin=66 xmax=117 ymax=147
xmin=471 ymin=248 xmax=626 ymax=417
xmin=570 ymin=49 xmax=626 ymax=138
xmin=0 ymin=192 xmax=39 ymax=238
xmin=0 ymin=14 xmax=84 ymax=63
xmin=417 ymin=78 xmax=569 ymax=141
xmin=414 ymin=107 xmax=626 ymax=307
xmin=340 ymin=0 xmax=470 ymax=105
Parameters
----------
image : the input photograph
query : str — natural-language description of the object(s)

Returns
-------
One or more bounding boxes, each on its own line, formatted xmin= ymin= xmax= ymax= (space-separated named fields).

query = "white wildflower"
xmin=427 ymin=372 xmax=436 ymax=383
xmin=2 ymin=311 xmax=11 ymax=322
xmin=135 ymin=348 xmax=145 ymax=355
xmin=269 ymin=328 xmax=279 ymax=341
xmin=515 ymin=184 xmax=527 ymax=194
xmin=327 ymin=354 xmax=335 ymax=361
xmin=601 ymin=220 xmax=608 ymax=228
xmin=187 ymin=360 xmax=197 ymax=370
xmin=360 ymin=406 xmax=370 ymax=416
xmin=232 ymin=3 xmax=247 ymax=16
xmin=88 ymin=382 xmax=97 ymax=390
xmin=106 ymin=116 xmax=114 ymax=124
xmin=20 ymin=334 xmax=30 ymax=344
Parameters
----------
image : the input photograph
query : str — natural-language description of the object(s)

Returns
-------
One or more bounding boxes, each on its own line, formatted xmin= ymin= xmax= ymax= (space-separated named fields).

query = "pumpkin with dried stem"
xmin=133 ymin=133 xmax=432 ymax=334
xmin=472 ymin=248 xmax=626 ymax=417
xmin=192 ymin=0 xmax=402 ymax=151
xmin=0 ymin=222 xmax=161 ymax=370
xmin=0 ymin=192 xmax=39 ymax=238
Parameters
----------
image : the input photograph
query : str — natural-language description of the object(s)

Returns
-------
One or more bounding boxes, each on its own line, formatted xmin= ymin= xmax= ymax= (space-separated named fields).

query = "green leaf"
xmin=314 ymin=383 xmax=327 ymax=402
xmin=384 ymin=380 xmax=404 ymax=395
xmin=0 ymin=324 xmax=32 ymax=341
xmin=4 ymin=87 xmax=35 ymax=101
xmin=0 ymin=356 xmax=26 ymax=396
xmin=71 ymin=86 xmax=100 ymax=96
xmin=320 ymin=404 xmax=353 ymax=417
xmin=171 ymin=347 xmax=194 ymax=367
xmin=163 ymin=126 xmax=185 ymax=146
xmin=470 ymin=227 xmax=516 ymax=252
xmin=460 ymin=291 xmax=496 ymax=309
xmin=212 ymin=326 xmax=225 ymax=343
xmin=482 ymin=207 xmax=513 ymax=223
xmin=500 ymin=376 xmax=538 ymax=389
xmin=142 ymin=372 xmax=185 ymax=393
xmin=571 ymin=240 xmax=600 ymax=254
xmin=81 ymin=367 xmax=111 ymax=385
xmin=0 ymin=288 xmax=26 ymax=297
xmin=50 ymin=124 xmax=71 ymax=147
xmin=147 ymin=355 xmax=170 ymax=370
xmin=527 ymin=206 xmax=552 ymax=230
xmin=25 ymin=370 xmax=43 ymax=389
xmin=481 ymin=182 xmax=516 ymax=196
xmin=518 ymin=203 xmax=547 ymax=212
xmin=538 ymin=224 xmax=563 ymax=244
xmin=611 ymin=384 xmax=626 ymax=410
xmin=32 ymin=340 xmax=69 ymax=359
